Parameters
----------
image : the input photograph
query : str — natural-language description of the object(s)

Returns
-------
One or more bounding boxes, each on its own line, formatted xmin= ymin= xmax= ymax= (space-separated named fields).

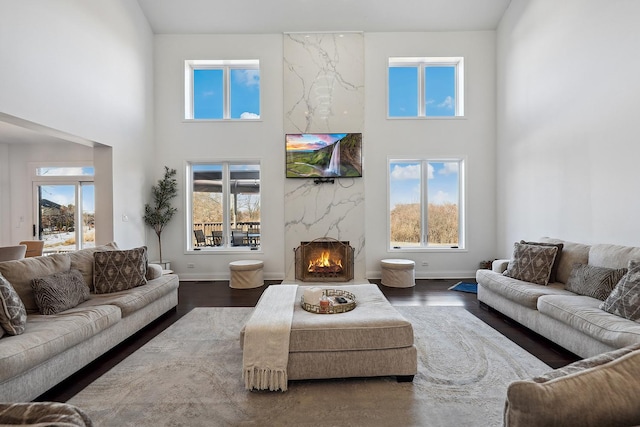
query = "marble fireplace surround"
xmin=283 ymin=33 xmax=365 ymax=282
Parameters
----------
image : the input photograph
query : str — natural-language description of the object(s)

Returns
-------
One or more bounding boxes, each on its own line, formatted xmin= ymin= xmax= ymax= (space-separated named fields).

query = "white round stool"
xmin=380 ymin=259 xmax=415 ymax=288
xmin=229 ymin=260 xmax=264 ymax=289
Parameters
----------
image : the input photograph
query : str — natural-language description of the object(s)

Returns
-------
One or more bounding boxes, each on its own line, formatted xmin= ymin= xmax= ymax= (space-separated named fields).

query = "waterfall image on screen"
xmin=285 ymin=133 xmax=362 ymax=178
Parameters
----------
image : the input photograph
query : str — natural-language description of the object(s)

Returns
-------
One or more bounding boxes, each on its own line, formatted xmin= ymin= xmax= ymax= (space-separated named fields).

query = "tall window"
xmin=32 ymin=165 xmax=95 ymax=253
xmin=187 ymin=161 xmax=261 ymax=250
xmin=185 ymin=60 xmax=260 ymax=120
xmin=388 ymin=57 xmax=464 ymax=118
xmin=389 ymin=159 xmax=464 ymax=249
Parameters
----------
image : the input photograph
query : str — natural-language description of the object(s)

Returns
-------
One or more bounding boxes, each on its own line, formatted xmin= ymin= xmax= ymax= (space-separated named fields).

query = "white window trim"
xmin=387 ymin=157 xmax=466 ymax=252
xmin=184 ymin=59 xmax=260 ymax=121
xmin=185 ymin=159 xmax=262 ymax=254
xmin=387 ymin=57 xmax=465 ymax=118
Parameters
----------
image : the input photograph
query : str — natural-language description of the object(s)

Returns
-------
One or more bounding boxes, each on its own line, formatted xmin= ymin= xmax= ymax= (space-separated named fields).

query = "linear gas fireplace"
xmin=295 ymin=238 xmax=354 ymax=282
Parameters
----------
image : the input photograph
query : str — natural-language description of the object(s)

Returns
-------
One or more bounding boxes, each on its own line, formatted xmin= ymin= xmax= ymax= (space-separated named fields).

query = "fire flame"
xmin=308 ymin=250 xmax=343 ymax=272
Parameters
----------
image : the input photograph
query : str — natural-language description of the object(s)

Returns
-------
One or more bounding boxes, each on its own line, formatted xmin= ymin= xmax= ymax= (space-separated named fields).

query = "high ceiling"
xmin=136 ymin=0 xmax=512 ymax=34
xmin=1 ymin=1 xmax=511 ymax=146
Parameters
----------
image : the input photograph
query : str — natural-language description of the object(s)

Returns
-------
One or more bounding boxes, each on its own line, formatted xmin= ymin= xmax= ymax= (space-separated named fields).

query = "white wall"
xmin=0 ymin=143 xmax=9 ymax=244
xmin=496 ymin=0 xmax=640 ymax=256
xmin=153 ymin=34 xmax=285 ymax=280
xmin=0 ymin=0 xmax=154 ymax=249
xmin=154 ymin=31 xmax=497 ymax=280
xmin=365 ymin=32 xmax=497 ymax=278
xmin=6 ymin=142 xmax=94 ymax=242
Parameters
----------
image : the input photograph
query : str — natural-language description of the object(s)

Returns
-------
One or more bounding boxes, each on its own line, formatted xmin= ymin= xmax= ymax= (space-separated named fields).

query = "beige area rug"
xmin=68 ymin=307 xmax=550 ymax=427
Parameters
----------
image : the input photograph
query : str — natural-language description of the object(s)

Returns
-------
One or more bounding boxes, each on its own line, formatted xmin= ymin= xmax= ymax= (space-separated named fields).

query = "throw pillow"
xmin=93 ymin=247 xmax=147 ymax=294
xmin=565 ymin=263 xmax=628 ymax=300
xmin=0 ymin=272 xmax=27 ymax=335
xmin=520 ymin=240 xmax=564 ymax=283
xmin=503 ymin=242 xmax=558 ymax=286
xmin=600 ymin=260 xmax=640 ymax=321
xmin=31 ymin=269 xmax=90 ymax=315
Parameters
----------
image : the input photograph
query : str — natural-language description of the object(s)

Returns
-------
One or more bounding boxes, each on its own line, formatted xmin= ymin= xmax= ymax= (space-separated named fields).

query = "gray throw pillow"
xmin=565 ymin=264 xmax=627 ymax=301
xmin=600 ymin=260 xmax=640 ymax=321
xmin=93 ymin=247 xmax=147 ymax=294
xmin=0 ymin=272 xmax=27 ymax=335
xmin=503 ymin=242 xmax=558 ymax=286
xmin=520 ymin=240 xmax=564 ymax=283
xmin=31 ymin=269 xmax=90 ymax=315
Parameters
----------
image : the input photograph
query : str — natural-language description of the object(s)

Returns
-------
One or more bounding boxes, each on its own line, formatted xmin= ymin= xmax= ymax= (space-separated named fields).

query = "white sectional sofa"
xmin=476 ymin=237 xmax=640 ymax=358
xmin=0 ymin=243 xmax=179 ymax=402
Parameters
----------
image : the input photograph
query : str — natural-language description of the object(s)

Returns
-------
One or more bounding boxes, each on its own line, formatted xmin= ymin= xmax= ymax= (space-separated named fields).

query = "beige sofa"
xmin=476 ymin=237 xmax=640 ymax=359
xmin=0 ymin=243 xmax=179 ymax=402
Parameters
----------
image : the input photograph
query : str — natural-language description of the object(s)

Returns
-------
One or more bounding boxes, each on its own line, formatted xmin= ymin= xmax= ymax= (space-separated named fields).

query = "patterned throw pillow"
xmin=600 ymin=260 xmax=640 ymax=321
xmin=31 ymin=269 xmax=90 ymax=315
xmin=0 ymin=272 xmax=27 ymax=335
xmin=503 ymin=242 xmax=559 ymax=286
xmin=565 ymin=264 xmax=628 ymax=300
xmin=520 ymin=240 xmax=564 ymax=283
xmin=93 ymin=247 xmax=147 ymax=294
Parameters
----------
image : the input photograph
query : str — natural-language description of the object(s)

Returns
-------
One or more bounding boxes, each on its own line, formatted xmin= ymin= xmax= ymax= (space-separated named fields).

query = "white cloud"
xmin=235 ymin=69 xmax=260 ymax=87
xmin=202 ymin=90 xmax=215 ymax=97
xmin=438 ymin=96 xmax=454 ymax=109
xmin=391 ymin=164 xmax=420 ymax=180
xmin=438 ymin=162 xmax=459 ymax=175
xmin=240 ymin=112 xmax=260 ymax=119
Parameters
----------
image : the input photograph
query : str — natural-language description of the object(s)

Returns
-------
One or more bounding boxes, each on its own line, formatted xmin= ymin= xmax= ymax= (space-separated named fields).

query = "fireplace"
xmin=295 ymin=238 xmax=354 ymax=282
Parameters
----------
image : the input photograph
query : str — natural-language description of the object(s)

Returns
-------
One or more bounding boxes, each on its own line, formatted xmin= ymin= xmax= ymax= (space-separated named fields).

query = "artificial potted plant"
xmin=144 ymin=166 xmax=177 ymax=268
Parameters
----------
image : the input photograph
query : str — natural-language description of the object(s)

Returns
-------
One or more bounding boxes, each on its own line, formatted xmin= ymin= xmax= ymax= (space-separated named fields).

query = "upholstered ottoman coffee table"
xmin=241 ymin=283 xmax=417 ymax=384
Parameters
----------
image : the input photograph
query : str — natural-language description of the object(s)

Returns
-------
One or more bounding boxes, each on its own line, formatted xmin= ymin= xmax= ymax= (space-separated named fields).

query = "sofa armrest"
xmin=146 ymin=263 xmax=163 ymax=280
xmin=492 ymin=259 xmax=510 ymax=273
xmin=504 ymin=344 xmax=640 ymax=427
xmin=0 ymin=402 xmax=92 ymax=426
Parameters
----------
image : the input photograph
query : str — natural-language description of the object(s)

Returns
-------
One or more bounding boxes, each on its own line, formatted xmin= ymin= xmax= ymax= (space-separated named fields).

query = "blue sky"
xmin=388 ymin=66 xmax=455 ymax=117
xmin=40 ymin=184 xmax=94 ymax=213
xmin=193 ymin=68 xmax=260 ymax=119
xmin=389 ymin=161 xmax=460 ymax=209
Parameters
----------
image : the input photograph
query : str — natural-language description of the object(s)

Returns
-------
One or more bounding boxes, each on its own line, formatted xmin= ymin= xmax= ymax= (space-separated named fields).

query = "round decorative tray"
xmin=301 ymin=289 xmax=357 ymax=314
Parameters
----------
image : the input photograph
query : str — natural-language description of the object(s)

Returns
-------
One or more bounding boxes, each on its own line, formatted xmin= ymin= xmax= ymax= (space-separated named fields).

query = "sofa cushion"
xmin=93 ymin=247 xmax=147 ymax=294
xmin=31 ymin=269 xmax=90 ymax=315
xmin=538 ymin=294 xmax=640 ymax=349
xmin=503 ymin=242 xmax=558 ymax=285
xmin=68 ymin=242 xmax=118 ymax=291
xmin=476 ymin=269 xmax=572 ymax=309
xmin=600 ymin=260 xmax=640 ymax=321
xmin=0 ymin=272 xmax=27 ymax=335
xmin=504 ymin=346 xmax=640 ymax=427
xmin=521 ymin=240 xmax=564 ymax=283
xmin=0 ymin=305 xmax=121 ymax=383
xmin=82 ymin=274 xmax=179 ymax=317
xmin=565 ymin=264 xmax=628 ymax=301
xmin=539 ymin=237 xmax=591 ymax=284
xmin=0 ymin=254 xmax=70 ymax=313
xmin=589 ymin=243 xmax=640 ymax=270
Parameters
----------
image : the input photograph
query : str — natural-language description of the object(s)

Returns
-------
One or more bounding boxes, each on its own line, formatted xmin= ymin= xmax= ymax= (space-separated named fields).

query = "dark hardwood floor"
xmin=37 ymin=279 xmax=580 ymax=402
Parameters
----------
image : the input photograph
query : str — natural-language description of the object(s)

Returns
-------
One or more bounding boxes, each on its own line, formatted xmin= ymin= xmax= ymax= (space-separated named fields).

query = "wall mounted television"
xmin=285 ymin=133 xmax=363 ymax=178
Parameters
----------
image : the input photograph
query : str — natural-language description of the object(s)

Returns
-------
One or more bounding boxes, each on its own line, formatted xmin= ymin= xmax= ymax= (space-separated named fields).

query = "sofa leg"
xmin=396 ymin=375 xmax=414 ymax=383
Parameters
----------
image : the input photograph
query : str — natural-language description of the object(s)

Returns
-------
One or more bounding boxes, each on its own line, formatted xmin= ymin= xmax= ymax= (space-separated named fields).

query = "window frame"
xmin=184 ymin=59 xmax=261 ymax=121
xmin=387 ymin=157 xmax=466 ymax=252
xmin=387 ymin=57 xmax=465 ymax=119
xmin=185 ymin=159 xmax=261 ymax=253
xmin=29 ymin=162 xmax=95 ymax=252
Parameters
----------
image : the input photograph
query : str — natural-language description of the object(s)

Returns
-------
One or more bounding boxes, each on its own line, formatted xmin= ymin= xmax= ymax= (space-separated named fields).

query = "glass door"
xmin=34 ymin=182 xmax=95 ymax=254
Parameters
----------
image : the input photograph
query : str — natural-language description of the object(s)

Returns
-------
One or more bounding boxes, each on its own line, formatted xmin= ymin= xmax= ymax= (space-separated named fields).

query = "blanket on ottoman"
xmin=242 ymin=284 xmax=298 ymax=391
